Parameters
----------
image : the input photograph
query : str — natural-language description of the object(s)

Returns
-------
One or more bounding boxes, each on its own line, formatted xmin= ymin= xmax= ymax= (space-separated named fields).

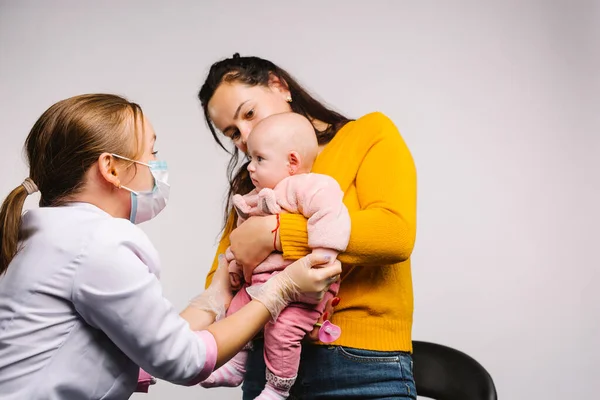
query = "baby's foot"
xmin=200 ymin=362 xmax=244 ymax=388
xmin=254 ymin=384 xmax=288 ymax=400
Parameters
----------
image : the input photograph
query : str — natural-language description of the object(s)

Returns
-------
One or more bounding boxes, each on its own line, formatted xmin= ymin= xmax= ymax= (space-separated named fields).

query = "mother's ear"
xmin=268 ymin=73 xmax=291 ymax=100
xmin=97 ymin=153 xmax=122 ymax=188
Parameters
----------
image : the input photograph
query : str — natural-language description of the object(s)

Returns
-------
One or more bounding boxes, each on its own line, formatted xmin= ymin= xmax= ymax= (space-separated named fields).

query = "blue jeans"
xmin=242 ymin=339 xmax=417 ymax=399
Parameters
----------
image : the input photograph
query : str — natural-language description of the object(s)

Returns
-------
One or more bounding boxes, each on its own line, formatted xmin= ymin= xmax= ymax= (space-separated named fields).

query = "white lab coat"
xmin=0 ymin=203 xmax=216 ymax=399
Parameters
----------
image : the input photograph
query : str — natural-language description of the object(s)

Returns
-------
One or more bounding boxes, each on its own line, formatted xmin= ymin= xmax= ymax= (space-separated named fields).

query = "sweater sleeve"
xmin=279 ymin=115 xmax=417 ymax=266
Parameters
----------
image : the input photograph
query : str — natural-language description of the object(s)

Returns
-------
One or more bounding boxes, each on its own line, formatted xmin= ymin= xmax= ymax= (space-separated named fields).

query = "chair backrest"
xmin=412 ymin=341 xmax=497 ymax=400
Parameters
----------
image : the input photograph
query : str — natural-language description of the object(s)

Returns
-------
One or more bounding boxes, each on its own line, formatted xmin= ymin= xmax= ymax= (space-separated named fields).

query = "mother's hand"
xmin=229 ymin=215 xmax=280 ymax=282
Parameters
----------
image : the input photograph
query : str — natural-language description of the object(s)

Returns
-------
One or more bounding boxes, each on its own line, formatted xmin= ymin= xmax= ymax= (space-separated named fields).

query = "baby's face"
xmin=246 ymin=129 xmax=291 ymax=191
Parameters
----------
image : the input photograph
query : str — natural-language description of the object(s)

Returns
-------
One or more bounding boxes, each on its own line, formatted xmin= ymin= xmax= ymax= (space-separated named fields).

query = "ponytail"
xmin=1 ymin=93 xmax=144 ymax=274
xmin=0 ymin=179 xmax=37 ymax=275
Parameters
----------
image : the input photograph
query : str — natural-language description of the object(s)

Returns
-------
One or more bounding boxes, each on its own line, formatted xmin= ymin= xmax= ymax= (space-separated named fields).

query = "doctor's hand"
xmin=189 ymin=254 xmax=233 ymax=320
xmin=229 ymin=215 xmax=281 ymax=282
xmin=246 ymin=253 xmax=341 ymax=321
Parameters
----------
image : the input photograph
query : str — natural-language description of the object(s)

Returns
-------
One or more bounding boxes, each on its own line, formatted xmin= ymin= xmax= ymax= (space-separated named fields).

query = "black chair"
xmin=412 ymin=341 xmax=498 ymax=400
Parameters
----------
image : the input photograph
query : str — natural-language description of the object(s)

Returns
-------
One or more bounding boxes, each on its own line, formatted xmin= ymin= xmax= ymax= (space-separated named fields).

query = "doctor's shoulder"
xmin=83 ymin=217 xmax=161 ymax=274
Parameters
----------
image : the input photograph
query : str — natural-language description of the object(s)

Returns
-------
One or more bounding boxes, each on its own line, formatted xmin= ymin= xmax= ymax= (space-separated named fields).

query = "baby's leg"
xmin=226 ymin=283 xmax=252 ymax=317
xmin=200 ymin=349 xmax=249 ymax=388
xmin=255 ymin=305 xmax=322 ymax=400
xmin=200 ymin=287 xmax=253 ymax=388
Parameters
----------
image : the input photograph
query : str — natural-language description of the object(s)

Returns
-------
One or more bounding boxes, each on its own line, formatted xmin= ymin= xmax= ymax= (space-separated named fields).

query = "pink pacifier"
xmin=315 ymin=320 xmax=341 ymax=343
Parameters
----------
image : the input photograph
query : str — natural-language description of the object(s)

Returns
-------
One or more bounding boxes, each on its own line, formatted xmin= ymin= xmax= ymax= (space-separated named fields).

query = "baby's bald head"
xmin=247 ymin=112 xmax=318 ymax=174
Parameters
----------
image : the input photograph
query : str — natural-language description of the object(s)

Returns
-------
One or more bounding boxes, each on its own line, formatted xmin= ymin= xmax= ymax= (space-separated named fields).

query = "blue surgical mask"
xmin=112 ymin=154 xmax=170 ymax=224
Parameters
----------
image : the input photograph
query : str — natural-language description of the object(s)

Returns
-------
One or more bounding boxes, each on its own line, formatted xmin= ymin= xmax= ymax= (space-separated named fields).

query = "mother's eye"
xmin=245 ymin=109 xmax=255 ymax=119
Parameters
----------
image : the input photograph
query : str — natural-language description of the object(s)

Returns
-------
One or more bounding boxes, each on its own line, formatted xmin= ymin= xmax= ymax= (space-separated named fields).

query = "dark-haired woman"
xmin=200 ymin=54 xmax=418 ymax=399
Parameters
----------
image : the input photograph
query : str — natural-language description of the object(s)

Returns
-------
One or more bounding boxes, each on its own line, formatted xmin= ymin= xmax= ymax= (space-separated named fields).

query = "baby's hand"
xmin=258 ymin=188 xmax=282 ymax=215
xmin=310 ymin=248 xmax=339 ymax=266
xmin=229 ymin=271 xmax=243 ymax=291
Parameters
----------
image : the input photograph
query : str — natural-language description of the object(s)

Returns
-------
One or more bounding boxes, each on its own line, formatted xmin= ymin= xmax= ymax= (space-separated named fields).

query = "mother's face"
xmin=207 ymin=78 xmax=292 ymax=153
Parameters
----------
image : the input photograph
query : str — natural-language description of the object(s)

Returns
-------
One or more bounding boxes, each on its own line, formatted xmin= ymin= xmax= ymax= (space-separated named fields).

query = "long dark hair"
xmin=198 ymin=54 xmax=350 ymax=226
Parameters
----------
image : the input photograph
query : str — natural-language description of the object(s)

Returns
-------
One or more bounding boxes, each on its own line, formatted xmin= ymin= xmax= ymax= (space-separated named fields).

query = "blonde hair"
xmin=0 ymin=93 xmax=145 ymax=274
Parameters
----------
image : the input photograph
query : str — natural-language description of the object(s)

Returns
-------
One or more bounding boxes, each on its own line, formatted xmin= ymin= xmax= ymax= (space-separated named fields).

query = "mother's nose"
xmin=240 ymin=129 xmax=251 ymax=145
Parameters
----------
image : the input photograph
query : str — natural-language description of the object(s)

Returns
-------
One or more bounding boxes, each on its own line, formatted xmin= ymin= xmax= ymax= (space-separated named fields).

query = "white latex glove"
xmin=246 ymin=253 xmax=342 ymax=321
xmin=189 ymin=254 xmax=233 ymax=321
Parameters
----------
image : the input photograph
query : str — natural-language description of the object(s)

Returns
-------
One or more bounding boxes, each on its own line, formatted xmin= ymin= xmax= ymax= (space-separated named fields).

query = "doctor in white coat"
xmin=0 ymin=94 xmax=341 ymax=399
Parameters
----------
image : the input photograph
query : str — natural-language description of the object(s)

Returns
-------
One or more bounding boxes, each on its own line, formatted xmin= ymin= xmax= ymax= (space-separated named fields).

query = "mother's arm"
xmin=281 ymin=120 xmax=416 ymax=266
xmin=283 ymin=121 xmax=416 ymax=266
xmin=235 ymin=119 xmax=417 ymax=268
xmin=205 ymin=116 xmax=417 ymax=289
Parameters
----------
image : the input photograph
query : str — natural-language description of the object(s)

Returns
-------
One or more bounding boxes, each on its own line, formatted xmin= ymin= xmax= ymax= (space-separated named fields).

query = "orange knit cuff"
xmin=279 ymin=213 xmax=310 ymax=260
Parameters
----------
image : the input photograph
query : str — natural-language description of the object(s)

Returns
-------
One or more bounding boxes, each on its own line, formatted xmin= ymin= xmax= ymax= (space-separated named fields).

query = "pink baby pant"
xmin=227 ymin=272 xmax=339 ymax=380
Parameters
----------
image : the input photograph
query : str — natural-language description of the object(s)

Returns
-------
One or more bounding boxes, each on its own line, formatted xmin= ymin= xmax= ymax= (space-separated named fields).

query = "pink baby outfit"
xmin=204 ymin=173 xmax=350 ymax=398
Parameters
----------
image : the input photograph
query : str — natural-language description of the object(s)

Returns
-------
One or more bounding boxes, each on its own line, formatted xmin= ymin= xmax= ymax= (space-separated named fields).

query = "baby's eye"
xmin=257 ymin=156 xmax=264 ymax=162
xmin=152 ymin=150 xmax=159 ymax=156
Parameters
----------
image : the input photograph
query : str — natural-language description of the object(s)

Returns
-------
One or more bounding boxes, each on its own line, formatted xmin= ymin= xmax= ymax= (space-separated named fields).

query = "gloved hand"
xmin=246 ymin=253 xmax=341 ymax=321
xmin=189 ymin=254 xmax=232 ymax=321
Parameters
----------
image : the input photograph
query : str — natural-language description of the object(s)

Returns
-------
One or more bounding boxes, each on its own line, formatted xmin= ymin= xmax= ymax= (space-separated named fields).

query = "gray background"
xmin=1 ymin=1 xmax=598 ymax=399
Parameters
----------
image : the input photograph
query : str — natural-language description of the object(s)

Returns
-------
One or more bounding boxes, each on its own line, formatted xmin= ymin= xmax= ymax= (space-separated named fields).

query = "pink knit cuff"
xmin=185 ymin=330 xmax=218 ymax=385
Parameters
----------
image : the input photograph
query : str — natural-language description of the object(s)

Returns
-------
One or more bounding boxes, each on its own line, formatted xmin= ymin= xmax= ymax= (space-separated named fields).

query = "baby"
xmin=201 ymin=112 xmax=350 ymax=400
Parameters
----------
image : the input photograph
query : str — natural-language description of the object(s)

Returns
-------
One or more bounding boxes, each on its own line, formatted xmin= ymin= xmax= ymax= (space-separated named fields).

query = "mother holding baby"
xmin=199 ymin=54 xmax=417 ymax=399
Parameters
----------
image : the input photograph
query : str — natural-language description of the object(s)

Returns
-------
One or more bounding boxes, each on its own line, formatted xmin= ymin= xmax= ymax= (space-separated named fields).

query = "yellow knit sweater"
xmin=205 ymin=112 xmax=417 ymax=352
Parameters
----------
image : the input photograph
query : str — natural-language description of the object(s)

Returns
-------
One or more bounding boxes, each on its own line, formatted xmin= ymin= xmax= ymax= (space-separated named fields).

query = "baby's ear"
xmin=288 ymin=151 xmax=301 ymax=175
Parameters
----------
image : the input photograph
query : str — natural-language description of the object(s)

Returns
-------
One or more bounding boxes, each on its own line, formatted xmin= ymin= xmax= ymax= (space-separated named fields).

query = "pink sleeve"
xmin=134 ymin=330 xmax=218 ymax=390
xmin=135 ymin=368 xmax=156 ymax=393
xmin=233 ymin=189 xmax=267 ymax=223
xmin=275 ymin=174 xmax=351 ymax=251
xmin=184 ymin=330 xmax=218 ymax=386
